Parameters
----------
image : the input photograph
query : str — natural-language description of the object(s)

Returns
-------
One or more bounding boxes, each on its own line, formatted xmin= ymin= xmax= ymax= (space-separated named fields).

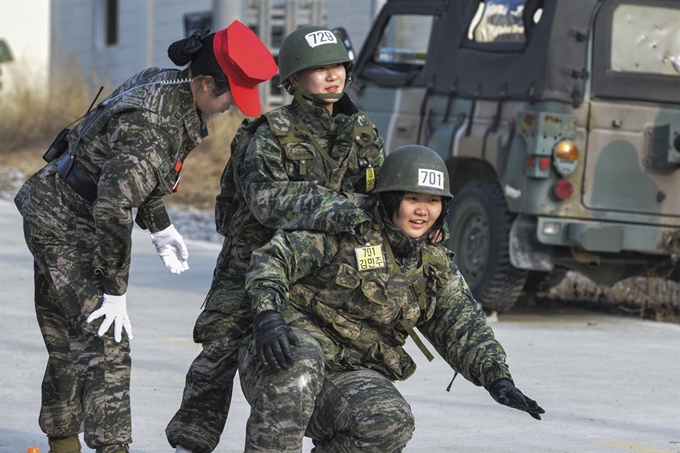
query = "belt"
xmin=56 ymin=154 xmax=98 ymax=202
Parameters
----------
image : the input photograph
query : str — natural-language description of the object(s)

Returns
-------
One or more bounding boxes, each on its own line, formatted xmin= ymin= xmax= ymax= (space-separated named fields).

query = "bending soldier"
xmin=240 ymin=145 xmax=545 ymax=452
xmin=166 ymin=26 xmax=385 ymax=453
xmin=14 ymin=21 xmax=277 ymax=453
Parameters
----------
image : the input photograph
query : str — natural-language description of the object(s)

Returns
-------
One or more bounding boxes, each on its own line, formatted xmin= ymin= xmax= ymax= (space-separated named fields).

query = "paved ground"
xmin=1 ymin=198 xmax=679 ymax=453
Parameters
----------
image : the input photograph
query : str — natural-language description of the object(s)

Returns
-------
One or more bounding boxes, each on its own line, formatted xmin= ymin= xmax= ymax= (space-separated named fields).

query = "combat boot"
xmin=48 ymin=436 xmax=81 ymax=453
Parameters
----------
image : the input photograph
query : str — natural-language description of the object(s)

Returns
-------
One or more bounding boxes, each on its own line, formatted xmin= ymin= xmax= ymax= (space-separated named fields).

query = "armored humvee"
xmin=345 ymin=0 xmax=680 ymax=312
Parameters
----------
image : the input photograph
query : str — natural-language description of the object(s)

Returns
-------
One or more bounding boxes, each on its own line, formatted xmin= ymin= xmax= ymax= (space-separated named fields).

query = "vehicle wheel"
xmin=447 ymin=180 xmax=528 ymax=312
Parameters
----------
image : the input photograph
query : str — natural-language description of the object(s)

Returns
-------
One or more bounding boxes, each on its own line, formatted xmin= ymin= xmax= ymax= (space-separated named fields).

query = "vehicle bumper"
xmin=536 ymin=217 xmax=680 ymax=255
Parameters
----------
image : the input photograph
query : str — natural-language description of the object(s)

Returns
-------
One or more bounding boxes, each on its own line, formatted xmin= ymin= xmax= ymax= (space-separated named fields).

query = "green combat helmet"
xmin=278 ymin=25 xmax=353 ymax=97
xmin=376 ymin=145 xmax=453 ymax=200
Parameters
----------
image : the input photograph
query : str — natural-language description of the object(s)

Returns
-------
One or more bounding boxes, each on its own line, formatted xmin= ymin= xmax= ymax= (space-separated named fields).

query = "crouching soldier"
xmin=239 ymin=145 xmax=545 ymax=452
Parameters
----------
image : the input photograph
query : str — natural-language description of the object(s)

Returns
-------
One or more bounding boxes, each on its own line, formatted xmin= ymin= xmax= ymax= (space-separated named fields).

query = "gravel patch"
xmin=0 ymin=168 xmax=25 ymax=201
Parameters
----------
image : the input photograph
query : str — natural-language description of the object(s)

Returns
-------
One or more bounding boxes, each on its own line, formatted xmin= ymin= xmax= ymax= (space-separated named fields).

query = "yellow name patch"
xmin=355 ymin=244 xmax=385 ymax=271
xmin=365 ymin=167 xmax=375 ymax=191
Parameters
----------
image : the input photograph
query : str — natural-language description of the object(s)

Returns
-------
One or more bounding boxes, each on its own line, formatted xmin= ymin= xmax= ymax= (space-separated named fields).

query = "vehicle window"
xmin=372 ymin=15 xmax=433 ymax=73
xmin=467 ymin=0 xmax=542 ymax=44
xmin=611 ymin=4 xmax=680 ymax=77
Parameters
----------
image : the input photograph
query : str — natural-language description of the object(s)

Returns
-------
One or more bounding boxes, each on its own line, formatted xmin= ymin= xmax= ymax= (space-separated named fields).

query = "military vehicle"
xmin=344 ymin=0 xmax=680 ymax=312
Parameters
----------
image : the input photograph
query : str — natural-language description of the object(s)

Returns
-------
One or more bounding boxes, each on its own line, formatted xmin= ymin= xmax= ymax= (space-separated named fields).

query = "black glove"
xmin=488 ymin=379 xmax=545 ymax=420
xmin=253 ymin=310 xmax=300 ymax=370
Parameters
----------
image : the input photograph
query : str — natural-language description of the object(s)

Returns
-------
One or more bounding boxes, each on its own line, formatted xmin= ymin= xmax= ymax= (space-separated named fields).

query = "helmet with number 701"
xmin=375 ymin=145 xmax=453 ymax=199
xmin=278 ymin=25 xmax=354 ymax=83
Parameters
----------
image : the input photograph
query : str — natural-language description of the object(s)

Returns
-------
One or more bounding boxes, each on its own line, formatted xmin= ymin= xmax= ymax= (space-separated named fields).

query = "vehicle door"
xmin=586 ymin=0 xmax=680 ymax=222
xmin=348 ymin=0 xmax=446 ymax=154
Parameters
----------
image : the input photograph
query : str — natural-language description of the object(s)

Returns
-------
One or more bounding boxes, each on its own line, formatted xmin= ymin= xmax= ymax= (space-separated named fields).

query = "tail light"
xmin=553 ymin=179 xmax=574 ymax=200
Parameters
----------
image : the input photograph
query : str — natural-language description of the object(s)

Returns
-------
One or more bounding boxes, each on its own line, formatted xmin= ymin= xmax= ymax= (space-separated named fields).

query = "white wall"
xmin=0 ymin=0 xmax=50 ymax=92
xmin=325 ymin=0 xmax=385 ymax=54
xmin=50 ymin=0 xmax=208 ymax=95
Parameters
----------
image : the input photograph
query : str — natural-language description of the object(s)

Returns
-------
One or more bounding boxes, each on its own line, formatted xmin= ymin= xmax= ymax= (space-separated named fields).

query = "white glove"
xmin=86 ymin=293 xmax=133 ymax=343
xmin=150 ymin=224 xmax=189 ymax=274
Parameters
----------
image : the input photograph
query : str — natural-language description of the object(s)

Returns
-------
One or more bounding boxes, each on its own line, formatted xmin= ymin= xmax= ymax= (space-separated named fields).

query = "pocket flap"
xmin=284 ymin=142 xmax=315 ymax=160
xmin=335 ymin=263 xmax=360 ymax=289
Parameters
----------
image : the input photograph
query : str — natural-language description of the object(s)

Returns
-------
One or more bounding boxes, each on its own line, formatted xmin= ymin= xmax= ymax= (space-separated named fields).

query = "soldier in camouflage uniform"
xmin=240 ymin=145 xmax=545 ymax=452
xmin=166 ymin=26 xmax=385 ymax=453
xmin=13 ymin=22 xmax=277 ymax=453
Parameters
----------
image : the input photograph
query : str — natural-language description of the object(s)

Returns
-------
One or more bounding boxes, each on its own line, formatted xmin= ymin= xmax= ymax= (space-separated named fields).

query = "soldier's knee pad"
xmin=48 ymin=436 xmax=81 ymax=453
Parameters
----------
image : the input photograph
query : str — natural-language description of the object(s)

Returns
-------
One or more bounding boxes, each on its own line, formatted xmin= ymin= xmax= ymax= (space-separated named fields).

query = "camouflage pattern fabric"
xmin=14 ymin=68 xmax=208 ymax=452
xmin=240 ymin=210 xmax=512 ymax=449
xmin=164 ymin=315 xmax=249 ymax=453
xmin=166 ymin=92 xmax=384 ymax=452
xmin=239 ymin=328 xmax=415 ymax=452
xmin=24 ymin=222 xmax=132 ymax=453
xmin=247 ymin=211 xmax=511 ymax=385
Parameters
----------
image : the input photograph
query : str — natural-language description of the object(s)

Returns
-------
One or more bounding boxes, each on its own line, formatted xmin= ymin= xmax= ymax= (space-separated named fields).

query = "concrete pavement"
xmin=1 ymin=198 xmax=679 ymax=453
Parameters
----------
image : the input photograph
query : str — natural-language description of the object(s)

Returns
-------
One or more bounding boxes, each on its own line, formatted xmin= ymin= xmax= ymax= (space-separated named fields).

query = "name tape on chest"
xmin=418 ymin=169 xmax=444 ymax=190
xmin=355 ymin=244 xmax=385 ymax=271
xmin=305 ymin=30 xmax=338 ymax=48
xmin=365 ymin=167 xmax=375 ymax=191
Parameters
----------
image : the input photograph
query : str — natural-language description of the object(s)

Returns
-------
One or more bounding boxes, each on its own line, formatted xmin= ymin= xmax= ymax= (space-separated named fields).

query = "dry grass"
xmin=0 ymin=58 xmax=95 ymax=151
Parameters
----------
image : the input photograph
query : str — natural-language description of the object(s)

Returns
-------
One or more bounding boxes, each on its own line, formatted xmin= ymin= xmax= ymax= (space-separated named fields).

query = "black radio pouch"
xmin=43 ymin=128 xmax=70 ymax=162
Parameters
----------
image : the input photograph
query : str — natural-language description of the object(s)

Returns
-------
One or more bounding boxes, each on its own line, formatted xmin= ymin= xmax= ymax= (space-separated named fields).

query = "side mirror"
xmin=332 ymin=27 xmax=355 ymax=63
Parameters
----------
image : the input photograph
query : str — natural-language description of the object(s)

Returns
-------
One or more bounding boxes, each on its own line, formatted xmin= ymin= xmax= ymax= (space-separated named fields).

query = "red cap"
xmin=213 ymin=20 xmax=278 ymax=117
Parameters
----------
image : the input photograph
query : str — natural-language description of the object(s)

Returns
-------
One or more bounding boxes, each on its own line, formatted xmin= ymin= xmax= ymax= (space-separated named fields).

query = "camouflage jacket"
xmin=14 ymin=68 xmax=207 ymax=295
xmin=246 ymin=211 xmax=512 ymax=385
xmin=205 ymin=92 xmax=384 ymax=315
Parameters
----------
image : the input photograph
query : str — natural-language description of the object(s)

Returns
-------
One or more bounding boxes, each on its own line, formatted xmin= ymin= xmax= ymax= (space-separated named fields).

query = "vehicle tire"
xmin=447 ymin=180 xmax=528 ymax=313
xmin=523 ymin=268 xmax=568 ymax=295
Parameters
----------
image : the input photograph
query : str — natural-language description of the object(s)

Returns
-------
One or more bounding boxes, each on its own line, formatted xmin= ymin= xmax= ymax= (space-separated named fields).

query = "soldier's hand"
xmin=488 ymin=378 xmax=544 ymax=420
xmin=86 ymin=293 xmax=133 ymax=342
xmin=253 ymin=310 xmax=300 ymax=370
xmin=150 ymin=224 xmax=189 ymax=274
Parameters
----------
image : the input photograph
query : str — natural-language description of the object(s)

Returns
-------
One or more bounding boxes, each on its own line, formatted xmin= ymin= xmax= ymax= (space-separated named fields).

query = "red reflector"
xmin=174 ymin=160 xmax=183 ymax=173
xmin=539 ymin=157 xmax=551 ymax=170
xmin=527 ymin=156 xmax=535 ymax=168
xmin=553 ymin=179 xmax=573 ymax=200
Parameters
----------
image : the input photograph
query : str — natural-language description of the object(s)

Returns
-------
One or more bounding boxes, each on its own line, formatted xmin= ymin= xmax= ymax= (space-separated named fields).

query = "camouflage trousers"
xmin=166 ymin=239 xmax=255 ymax=452
xmin=238 ymin=328 xmax=415 ymax=453
xmin=166 ymin=309 xmax=251 ymax=453
xmin=24 ymin=222 xmax=132 ymax=453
